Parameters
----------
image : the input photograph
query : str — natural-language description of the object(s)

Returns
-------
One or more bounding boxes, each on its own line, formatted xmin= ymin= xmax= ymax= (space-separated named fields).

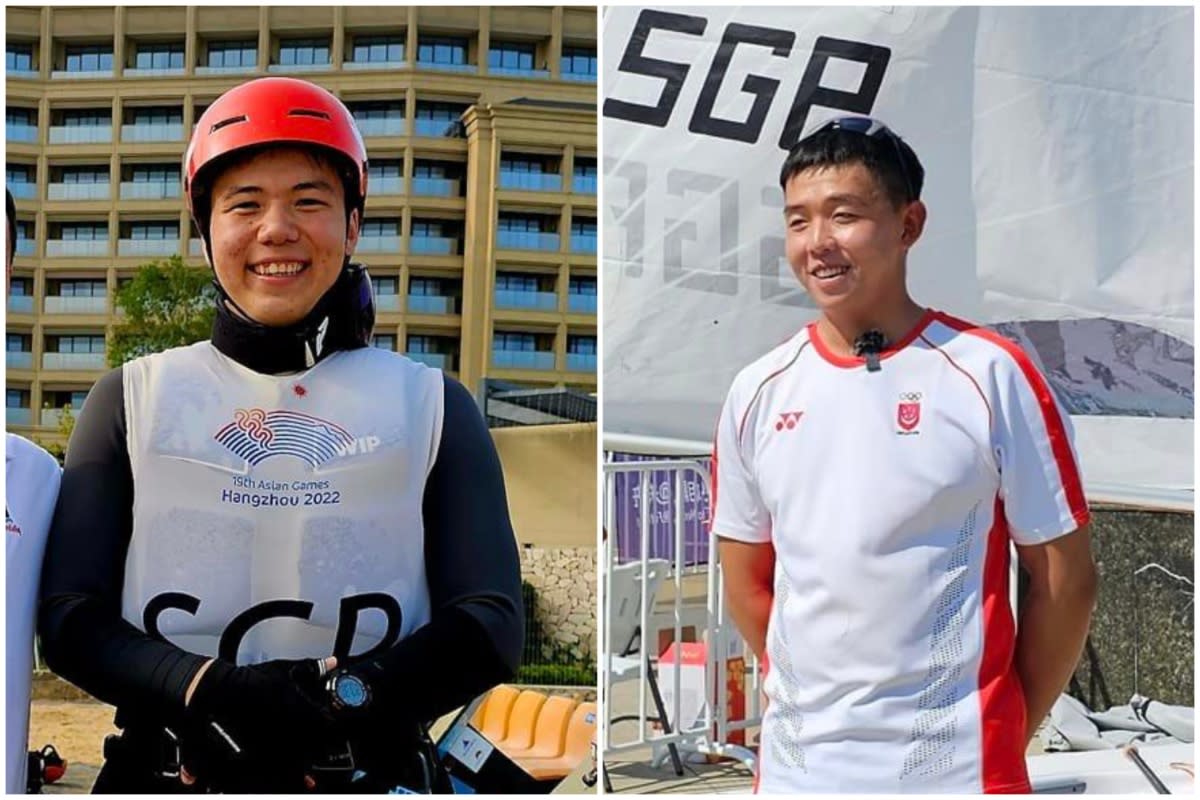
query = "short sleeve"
xmin=711 ymin=387 xmax=771 ymax=543
xmin=993 ymin=352 xmax=1090 ymax=545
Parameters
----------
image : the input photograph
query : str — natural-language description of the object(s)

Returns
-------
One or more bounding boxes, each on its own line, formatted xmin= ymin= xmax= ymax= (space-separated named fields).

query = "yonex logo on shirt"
xmin=774 ymin=411 xmax=804 ymax=431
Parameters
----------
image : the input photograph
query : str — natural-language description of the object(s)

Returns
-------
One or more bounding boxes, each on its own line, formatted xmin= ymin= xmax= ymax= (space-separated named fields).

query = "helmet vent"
xmin=289 ymin=109 xmax=331 ymax=120
xmin=210 ymin=115 xmax=248 ymax=133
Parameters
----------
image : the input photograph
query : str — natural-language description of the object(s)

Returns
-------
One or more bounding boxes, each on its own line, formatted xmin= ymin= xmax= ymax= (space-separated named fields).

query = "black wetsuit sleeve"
xmin=360 ymin=374 xmax=524 ymax=725
xmin=38 ymin=367 xmax=208 ymax=717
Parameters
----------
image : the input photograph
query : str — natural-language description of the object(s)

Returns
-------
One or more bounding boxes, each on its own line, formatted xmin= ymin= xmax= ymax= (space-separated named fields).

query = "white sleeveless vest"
xmin=122 ymin=342 xmax=443 ymax=665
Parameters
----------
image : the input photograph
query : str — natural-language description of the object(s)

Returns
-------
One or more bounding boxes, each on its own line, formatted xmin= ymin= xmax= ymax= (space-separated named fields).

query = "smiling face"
xmin=783 ymin=162 xmax=924 ymax=319
xmin=206 ymin=146 xmax=359 ymax=327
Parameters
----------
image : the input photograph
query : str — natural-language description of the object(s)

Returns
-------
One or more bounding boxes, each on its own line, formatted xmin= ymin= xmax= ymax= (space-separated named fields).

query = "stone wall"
xmin=521 ymin=546 xmax=596 ymax=664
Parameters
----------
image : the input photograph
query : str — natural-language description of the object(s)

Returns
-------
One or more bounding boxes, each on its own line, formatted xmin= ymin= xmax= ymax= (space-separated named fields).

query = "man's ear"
xmin=901 ymin=200 xmax=927 ymax=248
xmin=345 ymin=208 xmax=361 ymax=257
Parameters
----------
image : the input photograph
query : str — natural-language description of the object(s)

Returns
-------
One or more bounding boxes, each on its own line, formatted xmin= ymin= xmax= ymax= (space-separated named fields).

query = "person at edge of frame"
xmin=37 ymin=77 xmax=524 ymax=794
xmin=6 ymin=189 xmax=66 ymax=795
xmin=712 ymin=116 xmax=1098 ymax=794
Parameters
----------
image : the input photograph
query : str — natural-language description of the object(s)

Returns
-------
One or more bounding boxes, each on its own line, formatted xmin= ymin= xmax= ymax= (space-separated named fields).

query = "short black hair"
xmin=779 ymin=125 xmax=924 ymax=207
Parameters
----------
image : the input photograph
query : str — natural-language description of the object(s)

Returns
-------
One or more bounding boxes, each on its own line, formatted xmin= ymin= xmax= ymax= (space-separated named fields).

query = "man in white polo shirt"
xmin=6 ymin=188 xmax=64 ymax=793
xmin=713 ymin=118 xmax=1097 ymax=793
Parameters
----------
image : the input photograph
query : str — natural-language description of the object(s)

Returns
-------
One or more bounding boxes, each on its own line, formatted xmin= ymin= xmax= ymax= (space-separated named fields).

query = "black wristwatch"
xmin=326 ymin=670 xmax=372 ymax=713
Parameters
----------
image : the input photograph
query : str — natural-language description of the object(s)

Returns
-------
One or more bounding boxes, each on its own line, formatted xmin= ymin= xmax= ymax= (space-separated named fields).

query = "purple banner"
xmin=609 ymin=453 xmax=712 ymax=567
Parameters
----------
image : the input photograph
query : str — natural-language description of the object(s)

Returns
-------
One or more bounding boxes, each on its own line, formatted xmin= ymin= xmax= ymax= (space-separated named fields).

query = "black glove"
xmin=180 ymin=658 xmax=340 ymax=792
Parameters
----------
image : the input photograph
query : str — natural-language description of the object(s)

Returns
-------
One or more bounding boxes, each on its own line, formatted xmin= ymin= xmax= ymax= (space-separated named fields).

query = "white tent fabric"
xmin=602 ymin=6 xmax=1193 ymax=505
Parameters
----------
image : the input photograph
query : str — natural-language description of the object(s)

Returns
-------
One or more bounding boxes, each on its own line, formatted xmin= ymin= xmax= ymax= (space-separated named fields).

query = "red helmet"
xmin=184 ymin=77 xmax=367 ymax=234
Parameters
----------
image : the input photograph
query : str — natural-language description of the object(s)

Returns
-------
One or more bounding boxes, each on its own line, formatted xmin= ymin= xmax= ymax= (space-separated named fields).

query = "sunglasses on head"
xmin=811 ymin=116 xmax=917 ymax=202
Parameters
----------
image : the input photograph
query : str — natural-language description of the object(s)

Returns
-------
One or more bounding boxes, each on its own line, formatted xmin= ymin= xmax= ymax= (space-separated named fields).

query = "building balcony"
xmin=568 ymin=293 xmax=597 ymax=314
xmin=495 ymin=289 xmax=557 ymax=311
xmin=407 ymin=294 xmax=456 ymax=314
xmin=570 ymin=234 xmax=598 ymax=254
xmin=499 ymin=171 xmax=563 ymax=192
xmin=416 ymin=60 xmax=476 ymax=74
xmin=573 ymin=175 xmax=598 ymax=194
xmin=567 ymin=352 xmax=597 ymax=372
xmin=411 ymin=177 xmax=458 ymax=197
xmin=51 ymin=68 xmax=113 ymax=80
xmin=189 ymin=238 xmax=204 ymax=257
xmin=267 ymin=63 xmax=332 ymax=73
xmin=196 ymin=64 xmax=257 ymax=76
xmin=6 ymin=408 xmax=32 ymax=427
xmin=121 ymin=181 xmax=181 ymax=200
xmin=408 ymin=351 xmax=450 ymax=369
xmin=122 ymin=123 xmax=185 ymax=143
xmin=6 ymin=351 xmax=33 ymax=370
xmin=497 ymin=230 xmax=559 ymax=251
xmin=355 ymin=118 xmax=405 ymax=138
xmin=344 ymin=59 xmax=406 ymax=71
xmin=489 ymin=66 xmax=550 ymax=79
xmin=44 ymin=295 xmax=107 ymax=314
xmin=8 ymin=296 xmax=34 ymax=314
xmin=42 ymin=352 xmax=106 ymax=371
xmin=409 ymin=236 xmax=457 ymax=256
xmin=562 ymin=71 xmax=596 ymax=83
xmin=7 ymin=124 xmax=38 ymax=143
xmin=7 ymin=68 xmax=38 ymax=79
xmin=118 ymin=239 xmax=179 ymax=257
xmin=46 ymin=239 xmax=108 ymax=257
xmin=372 ymin=176 xmax=404 ymax=195
xmin=41 ymin=408 xmax=74 ymax=427
xmin=14 ymin=240 xmax=35 ymax=257
xmin=413 ymin=118 xmax=461 ymax=138
xmin=49 ymin=126 xmax=112 ymax=145
xmin=375 ymin=294 xmax=400 ymax=312
xmin=492 ymin=349 xmax=555 ymax=370
xmin=124 ymin=67 xmax=186 ymax=78
xmin=357 ymin=234 xmax=401 ymax=254
xmin=9 ymin=183 xmax=37 ymax=200
xmin=48 ymin=182 xmax=110 ymax=201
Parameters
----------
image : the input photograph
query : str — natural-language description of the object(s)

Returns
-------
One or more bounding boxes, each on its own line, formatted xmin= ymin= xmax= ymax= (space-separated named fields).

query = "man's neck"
xmin=816 ymin=299 xmax=928 ymax=358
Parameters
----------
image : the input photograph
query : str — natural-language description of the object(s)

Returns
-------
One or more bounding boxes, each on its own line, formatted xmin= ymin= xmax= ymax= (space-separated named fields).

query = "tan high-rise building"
xmin=6 ymin=5 xmax=597 ymax=440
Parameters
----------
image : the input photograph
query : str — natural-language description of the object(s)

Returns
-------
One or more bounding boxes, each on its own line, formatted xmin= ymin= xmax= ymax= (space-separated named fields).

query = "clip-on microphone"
xmin=853 ymin=329 xmax=888 ymax=373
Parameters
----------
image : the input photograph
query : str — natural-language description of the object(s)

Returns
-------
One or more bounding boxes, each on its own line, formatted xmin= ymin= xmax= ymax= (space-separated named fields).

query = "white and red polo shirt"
xmin=712 ymin=309 xmax=1089 ymax=794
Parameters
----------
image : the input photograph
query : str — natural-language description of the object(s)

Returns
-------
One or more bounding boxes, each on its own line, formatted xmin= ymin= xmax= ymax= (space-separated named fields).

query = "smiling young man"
xmin=713 ymin=117 xmax=1098 ymax=793
xmin=38 ymin=78 xmax=523 ymax=793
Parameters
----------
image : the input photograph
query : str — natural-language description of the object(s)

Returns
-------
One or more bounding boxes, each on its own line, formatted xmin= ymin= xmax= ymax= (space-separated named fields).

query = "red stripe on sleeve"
xmin=935 ymin=312 xmax=1090 ymax=528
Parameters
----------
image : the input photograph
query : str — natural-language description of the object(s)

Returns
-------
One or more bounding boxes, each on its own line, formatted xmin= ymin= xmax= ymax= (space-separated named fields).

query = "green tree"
xmin=108 ymin=256 xmax=215 ymax=367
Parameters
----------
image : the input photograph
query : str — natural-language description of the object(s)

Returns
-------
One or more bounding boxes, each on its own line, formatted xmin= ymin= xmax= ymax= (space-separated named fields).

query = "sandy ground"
xmin=28 ymin=700 xmax=114 ymax=793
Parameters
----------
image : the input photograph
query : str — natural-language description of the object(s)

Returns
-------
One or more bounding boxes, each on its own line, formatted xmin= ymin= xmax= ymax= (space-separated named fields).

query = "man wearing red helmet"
xmin=38 ymin=78 xmax=523 ymax=793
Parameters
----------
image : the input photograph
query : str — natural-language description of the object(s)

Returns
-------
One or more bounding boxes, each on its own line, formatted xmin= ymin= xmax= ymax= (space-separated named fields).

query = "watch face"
xmin=336 ymin=675 xmax=369 ymax=708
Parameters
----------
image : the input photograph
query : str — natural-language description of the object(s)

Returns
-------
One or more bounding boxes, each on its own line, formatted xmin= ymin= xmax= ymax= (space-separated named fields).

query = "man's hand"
xmin=180 ymin=656 xmax=340 ymax=791
xmin=717 ymin=537 xmax=775 ymax=661
xmin=1015 ymin=524 xmax=1098 ymax=743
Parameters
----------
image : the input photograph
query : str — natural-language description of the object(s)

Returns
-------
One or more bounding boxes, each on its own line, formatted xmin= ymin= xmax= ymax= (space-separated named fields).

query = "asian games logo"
xmin=215 ymin=408 xmax=377 ymax=467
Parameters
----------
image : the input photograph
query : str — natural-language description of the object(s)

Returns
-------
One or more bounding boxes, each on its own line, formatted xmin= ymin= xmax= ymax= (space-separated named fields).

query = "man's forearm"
xmin=724 ymin=586 xmax=773 ymax=661
xmin=1014 ymin=581 xmax=1096 ymax=742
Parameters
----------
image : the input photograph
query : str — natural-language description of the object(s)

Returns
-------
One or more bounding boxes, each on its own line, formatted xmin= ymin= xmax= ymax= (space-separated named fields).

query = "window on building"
xmin=571 ymin=218 xmax=597 ymax=236
xmin=55 ymin=279 xmax=107 ymax=297
xmin=352 ymin=35 xmax=404 ymax=64
xmin=411 ymin=220 xmax=449 ymax=238
xmin=7 ymin=107 xmax=36 ymax=126
xmin=130 ymin=165 xmax=181 ymax=183
xmin=6 ymin=42 xmax=34 ymax=71
xmin=351 ymin=102 xmax=404 ymax=122
xmin=368 ymin=161 xmax=403 ymax=179
xmin=417 ymin=36 xmax=468 ymax=66
xmin=413 ymin=161 xmax=454 ymax=179
xmin=52 ymin=335 xmax=106 ymax=354
xmin=127 ymin=222 xmax=180 ymax=240
xmin=60 ymin=109 xmax=111 ymax=127
xmin=6 ymin=164 xmax=34 ymax=184
xmin=7 ymin=389 xmax=30 ymax=408
xmin=59 ymin=223 xmax=107 ymax=241
xmin=498 ymin=213 xmax=551 ymax=233
xmin=128 ymin=107 xmax=183 ymax=125
xmin=278 ymin=38 xmax=330 ymax=67
xmin=568 ymin=335 xmax=597 ymax=355
xmin=371 ymin=334 xmax=396 ymax=351
xmin=569 ymin=277 xmax=597 ymax=296
xmin=7 ymin=334 xmax=31 ymax=352
xmin=574 ymin=158 xmax=597 ymax=179
xmin=561 ymin=46 xmax=596 ymax=78
xmin=489 ymin=41 xmax=535 ymax=71
xmin=15 ymin=221 xmax=33 ymax=241
xmin=414 ymin=102 xmax=467 ymax=122
xmin=501 ymin=155 xmax=550 ymax=175
xmin=496 ymin=273 xmax=540 ymax=293
xmin=59 ymin=166 xmax=109 ymax=184
xmin=64 ymin=44 xmax=113 ymax=72
xmin=360 ymin=220 xmax=400 ymax=237
xmin=134 ymin=43 xmax=184 ymax=70
xmin=9 ymin=277 xmax=31 ymax=296
xmin=493 ymin=332 xmax=537 ymax=352
xmin=371 ymin=276 xmax=399 ymax=296
xmin=207 ymin=40 xmax=256 ymax=68
xmin=409 ymin=277 xmax=448 ymax=296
